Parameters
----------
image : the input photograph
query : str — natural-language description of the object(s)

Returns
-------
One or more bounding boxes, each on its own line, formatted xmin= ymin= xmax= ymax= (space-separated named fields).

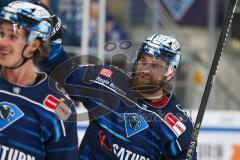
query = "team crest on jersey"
xmin=0 ymin=102 xmax=24 ymax=131
xmin=124 ymin=113 xmax=149 ymax=137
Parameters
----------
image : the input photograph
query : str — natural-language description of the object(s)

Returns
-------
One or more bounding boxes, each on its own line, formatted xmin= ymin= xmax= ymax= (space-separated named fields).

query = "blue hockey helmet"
xmin=28 ymin=0 xmax=66 ymax=43
xmin=0 ymin=1 xmax=52 ymax=43
xmin=137 ymin=34 xmax=181 ymax=69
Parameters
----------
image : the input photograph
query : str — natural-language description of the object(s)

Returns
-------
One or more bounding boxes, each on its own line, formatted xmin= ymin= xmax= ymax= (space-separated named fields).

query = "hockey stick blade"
xmin=185 ymin=0 xmax=239 ymax=159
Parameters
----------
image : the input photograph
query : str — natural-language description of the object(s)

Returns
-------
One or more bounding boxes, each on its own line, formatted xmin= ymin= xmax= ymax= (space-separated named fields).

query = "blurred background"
xmin=1 ymin=0 xmax=240 ymax=159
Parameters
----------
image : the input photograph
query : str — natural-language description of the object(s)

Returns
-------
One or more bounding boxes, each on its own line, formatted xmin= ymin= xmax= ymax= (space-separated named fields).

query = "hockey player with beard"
xmin=41 ymin=33 xmax=197 ymax=159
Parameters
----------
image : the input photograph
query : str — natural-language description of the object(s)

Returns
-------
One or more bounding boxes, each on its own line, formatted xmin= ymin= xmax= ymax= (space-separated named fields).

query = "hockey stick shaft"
xmin=185 ymin=0 xmax=239 ymax=159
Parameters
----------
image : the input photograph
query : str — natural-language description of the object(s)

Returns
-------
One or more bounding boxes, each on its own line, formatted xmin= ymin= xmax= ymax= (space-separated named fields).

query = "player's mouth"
xmin=0 ymin=50 xmax=11 ymax=58
xmin=138 ymin=74 xmax=150 ymax=80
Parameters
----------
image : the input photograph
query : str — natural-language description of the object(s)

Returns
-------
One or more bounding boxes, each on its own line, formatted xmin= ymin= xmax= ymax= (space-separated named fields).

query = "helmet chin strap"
xmin=5 ymin=44 xmax=34 ymax=70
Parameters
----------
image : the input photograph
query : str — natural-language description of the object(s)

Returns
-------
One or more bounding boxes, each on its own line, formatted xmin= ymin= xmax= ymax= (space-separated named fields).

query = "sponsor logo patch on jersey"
xmin=100 ymin=69 xmax=113 ymax=78
xmin=0 ymin=102 xmax=24 ymax=131
xmin=165 ymin=113 xmax=186 ymax=136
xmin=43 ymin=95 xmax=60 ymax=112
xmin=55 ymin=102 xmax=71 ymax=121
xmin=124 ymin=113 xmax=149 ymax=137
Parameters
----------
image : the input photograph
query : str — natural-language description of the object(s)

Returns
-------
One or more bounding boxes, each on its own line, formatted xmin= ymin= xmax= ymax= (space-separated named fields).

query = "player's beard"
xmin=131 ymin=73 xmax=167 ymax=95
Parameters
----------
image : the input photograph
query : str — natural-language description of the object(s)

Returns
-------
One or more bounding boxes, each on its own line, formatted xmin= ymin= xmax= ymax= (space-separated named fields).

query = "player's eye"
xmin=151 ymin=63 xmax=158 ymax=68
xmin=0 ymin=29 xmax=4 ymax=38
xmin=138 ymin=62 xmax=147 ymax=66
xmin=151 ymin=63 xmax=165 ymax=71
xmin=9 ymin=34 xmax=19 ymax=40
xmin=0 ymin=31 xmax=4 ymax=38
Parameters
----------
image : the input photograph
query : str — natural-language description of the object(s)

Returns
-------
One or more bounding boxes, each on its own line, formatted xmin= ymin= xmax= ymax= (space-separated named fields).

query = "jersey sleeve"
xmin=163 ymin=119 xmax=197 ymax=159
xmin=40 ymin=84 xmax=79 ymax=160
xmin=160 ymin=111 xmax=197 ymax=159
xmin=65 ymin=65 xmax=117 ymax=102
xmin=44 ymin=110 xmax=79 ymax=160
xmin=37 ymin=50 xmax=70 ymax=75
xmin=64 ymin=65 xmax=96 ymax=101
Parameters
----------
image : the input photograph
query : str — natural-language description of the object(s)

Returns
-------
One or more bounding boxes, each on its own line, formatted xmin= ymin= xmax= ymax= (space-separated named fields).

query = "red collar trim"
xmin=146 ymin=96 xmax=169 ymax=108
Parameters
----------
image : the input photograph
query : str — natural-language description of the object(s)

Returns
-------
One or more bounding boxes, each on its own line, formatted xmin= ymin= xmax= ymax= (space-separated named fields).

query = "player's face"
xmin=133 ymin=54 xmax=168 ymax=91
xmin=0 ymin=21 xmax=27 ymax=68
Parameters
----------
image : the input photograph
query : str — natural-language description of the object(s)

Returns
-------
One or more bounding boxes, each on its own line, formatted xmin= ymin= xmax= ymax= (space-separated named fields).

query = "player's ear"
xmin=24 ymin=39 xmax=41 ymax=57
xmin=29 ymin=39 xmax=41 ymax=52
xmin=165 ymin=68 xmax=176 ymax=81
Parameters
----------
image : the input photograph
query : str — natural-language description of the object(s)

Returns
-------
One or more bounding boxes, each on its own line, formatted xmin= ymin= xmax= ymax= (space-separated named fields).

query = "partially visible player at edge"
xmin=38 ymin=14 xmax=197 ymax=160
xmin=0 ymin=1 xmax=79 ymax=160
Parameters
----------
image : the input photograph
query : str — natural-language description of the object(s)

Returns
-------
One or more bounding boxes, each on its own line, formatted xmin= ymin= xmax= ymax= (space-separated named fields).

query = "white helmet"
xmin=0 ymin=0 xmax=52 ymax=43
xmin=137 ymin=34 xmax=181 ymax=69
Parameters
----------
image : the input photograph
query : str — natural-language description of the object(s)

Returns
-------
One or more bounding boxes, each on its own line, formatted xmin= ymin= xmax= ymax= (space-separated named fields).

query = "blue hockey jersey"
xmin=0 ymin=73 xmax=79 ymax=160
xmin=49 ymin=61 xmax=197 ymax=160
